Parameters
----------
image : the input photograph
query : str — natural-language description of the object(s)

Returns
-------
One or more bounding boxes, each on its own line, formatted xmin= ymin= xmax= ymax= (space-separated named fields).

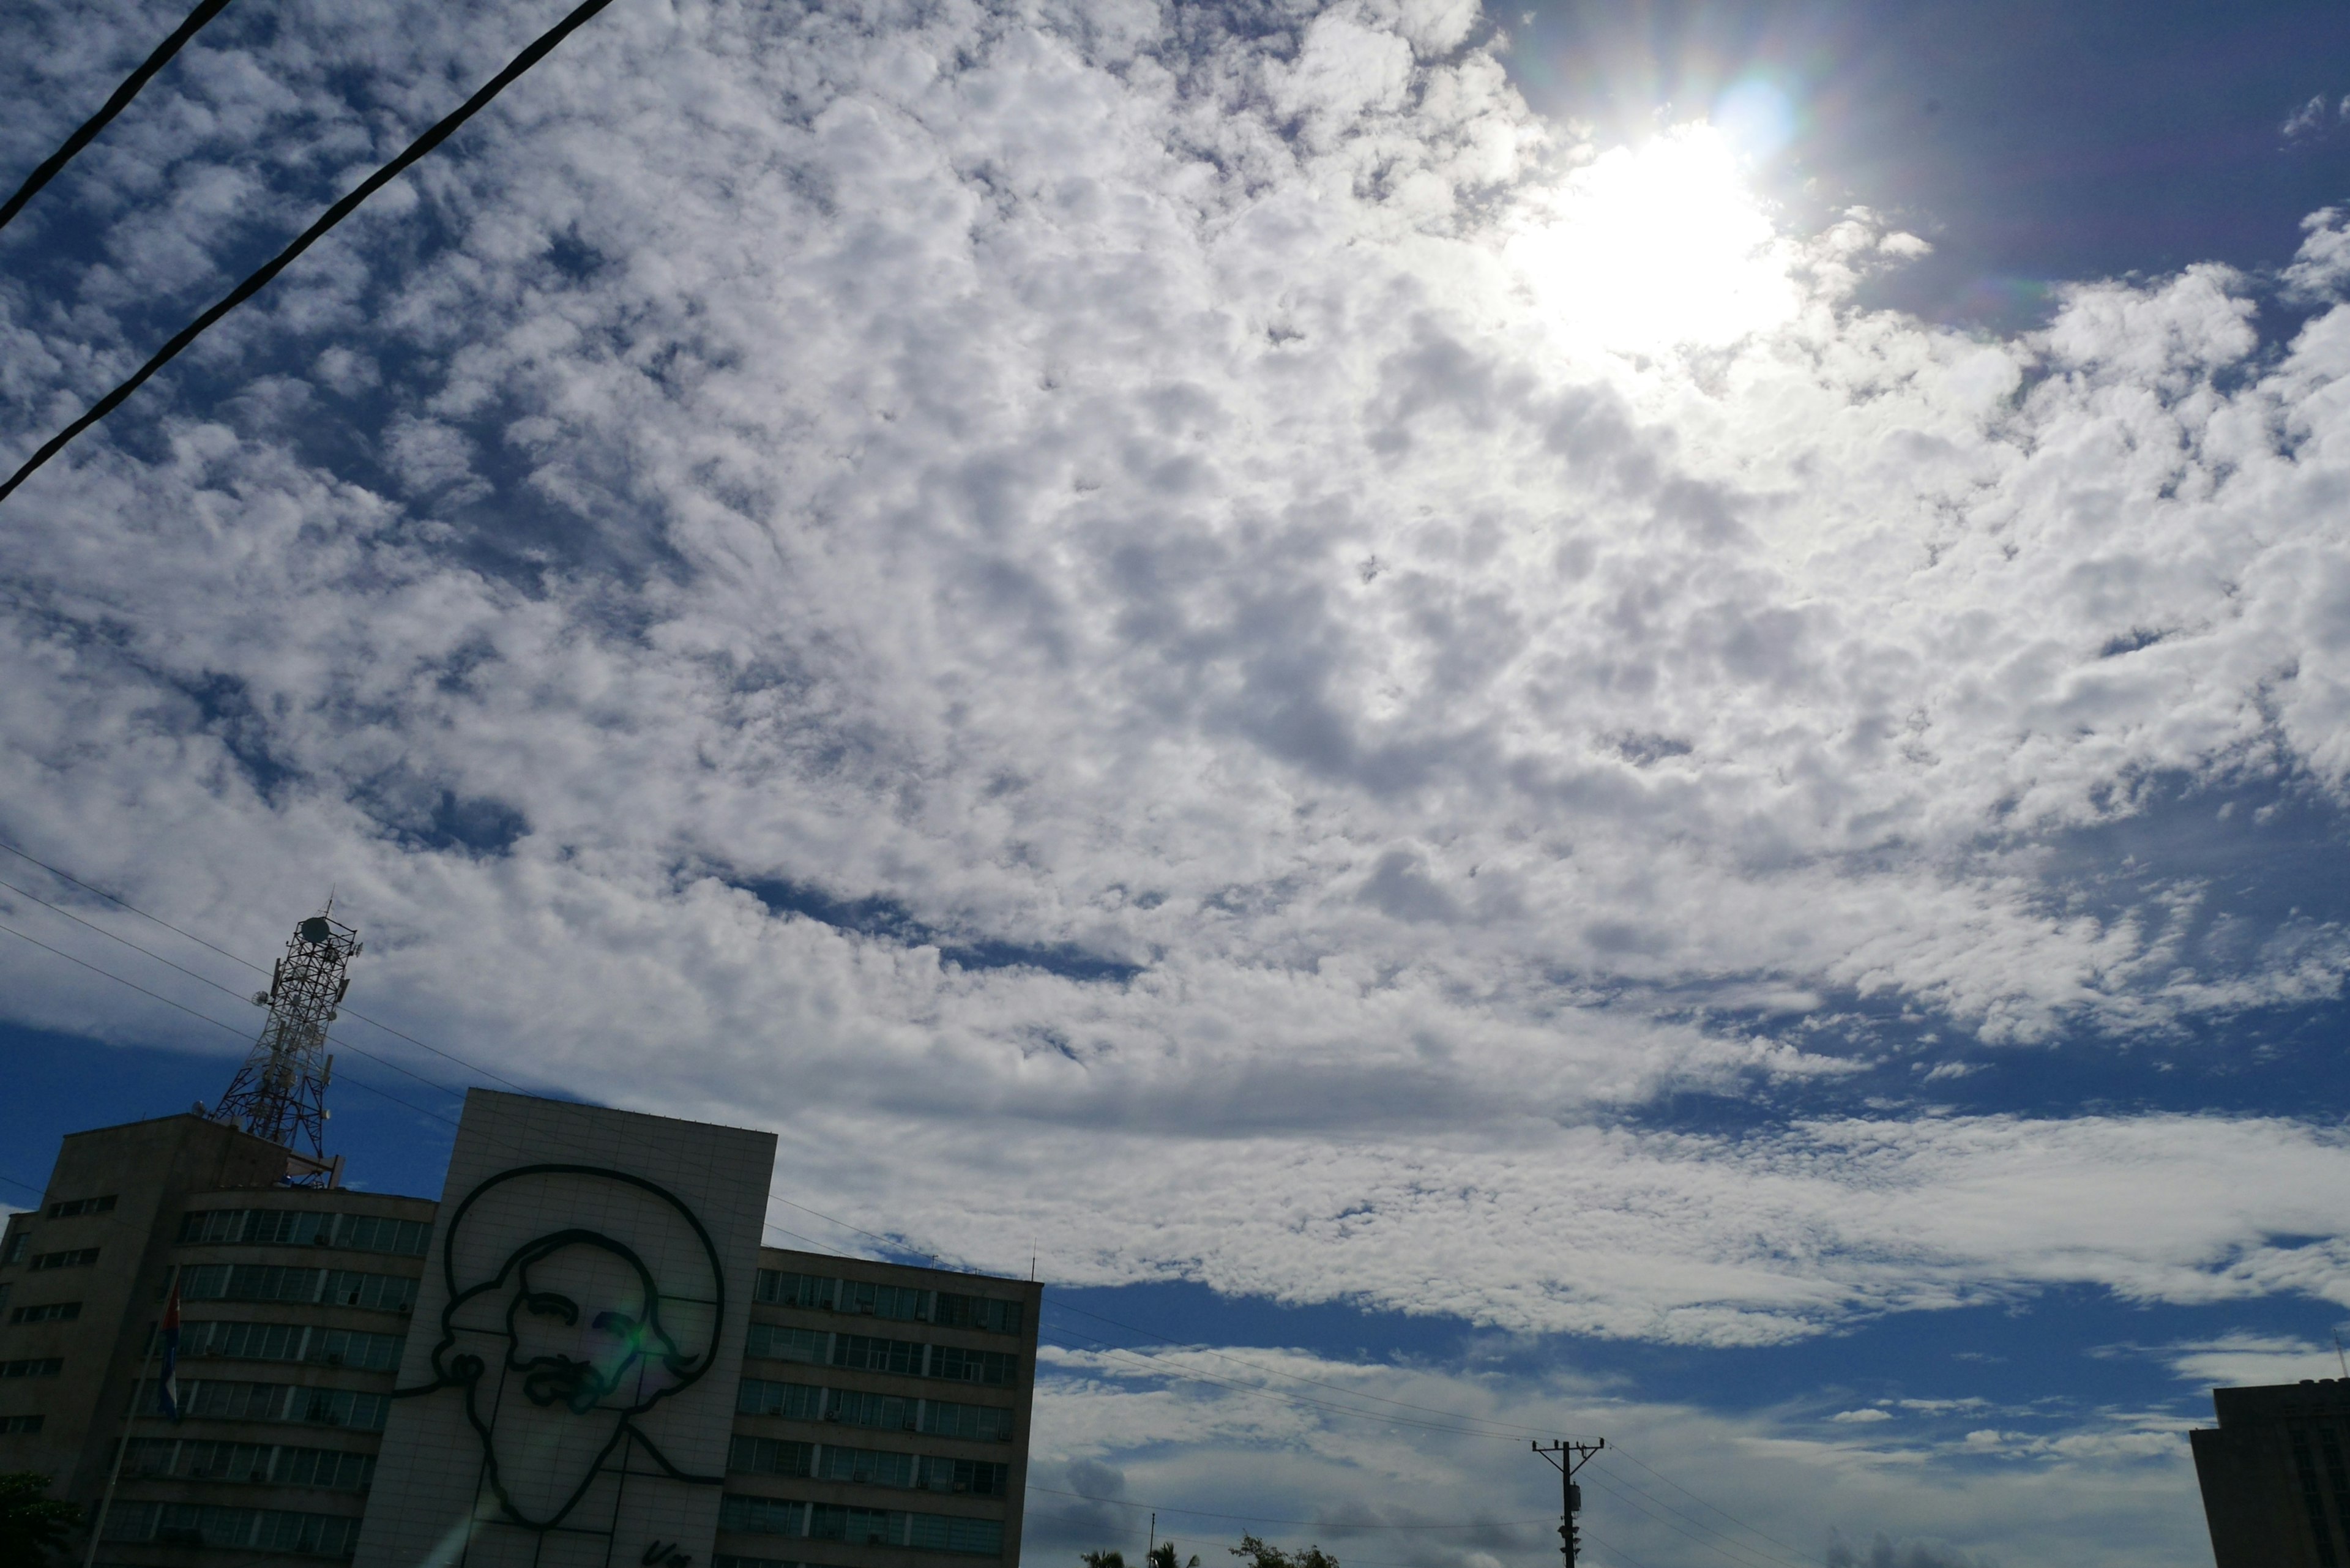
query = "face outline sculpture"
xmin=401 ymin=1164 xmax=726 ymax=1532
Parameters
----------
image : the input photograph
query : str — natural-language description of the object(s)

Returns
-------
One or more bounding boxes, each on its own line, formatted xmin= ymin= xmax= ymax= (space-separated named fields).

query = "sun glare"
xmin=1510 ymin=122 xmax=1798 ymax=356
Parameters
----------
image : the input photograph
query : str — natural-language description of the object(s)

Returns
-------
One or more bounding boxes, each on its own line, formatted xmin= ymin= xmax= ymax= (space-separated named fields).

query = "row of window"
xmin=728 ymin=1437 xmax=1010 ymax=1496
xmin=133 ymin=1378 xmax=392 ymax=1432
xmin=123 ymin=1437 xmax=377 ymax=1492
xmin=737 ymin=1378 xmax=1015 ymax=1442
xmin=0 ymin=1414 xmax=41 ymax=1435
xmin=48 ymin=1194 xmax=117 ymax=1219
xmin=102 ymin=1501 xmax=361 ymax=1558
xmin=714 ymin=1557 xmax=851 ymax=1568
xmin=174 ymin=1321 xmax=406 ymax=1373
xmin=29 ymin=1248 xmax=98 ymax=1271
xmin=755 ymin=1273 xmax=1023 ymax=1336
xmin=179 ymin=1209 xmax=432 ymax=1258
xmin=717 ymin=1498 xmax=1004 ymax=1556
xmin=2 ymin=1359 xmax=62 ymax=1379
xmin=2288 ymin=1423 xmax=2350 ymax=1559
xmin=7 ymin=1301 xmax=78 ymax=1325
xmin=180 ymin=1264 xmax=417 ymax=1313
xmin=746 ymin=1327 xmax=1018 ymax=1387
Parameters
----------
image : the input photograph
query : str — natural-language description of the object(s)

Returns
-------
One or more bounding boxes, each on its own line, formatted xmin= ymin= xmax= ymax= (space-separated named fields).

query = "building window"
xmin=0 ymin=1414 xmax=42 ymax=1435
xmin=737 ymin=1378 xmax=827 ymax=1421
xmin=828 ymin=1388 xmax=916 ymax=1432
xmin=333 ymin=1215 xmax=431 ymax=1256
xmin=749 ymin=1272 xmax=1024 ymax=1337
xmin=0 ymin=1233 xmax=27 ymax=1266
xmin=756 ymin=1271 xmax=837 ymax=1310
xmin=920 ymin=1401 xmax=1013 ymax=1443
xmin=815 ymin=1444 xmax=916 ymax=1488
xmin=132 ymin=1380 xmax=390 ymax=1432
xmin=908 ymin=1515 xmax=1005 ymax=1556
xmin=0 ymin=1359 xmax=63 ymax=1379
xmin=46 ymin=1195 xmax=117 ymax=1219
xmin=926 ymin=1346 xmax=1015 ymax=1387
xmin=919 ymin=1458 xmax=1009 ymax=1496
xmin=832 ymin=1334 xmax=923 ymax=1378
xmin=809 ymin=1506 xmax=900 ymax=1546
xmin=102 ymin=1501 xmax=363 ymax=1556
xmin=717 ymin=1495 xmax=808 ymax=1536
xmin=838 ymin=1281 xmax=930 ymax=1321
xmin=29 ymin=1249 xmax=99 ymax=1271
xmin=808 ymin=1506 xmax=1002 ymax=1556
xmin=746 ymin=1325 xmax=829 ymax=1365
xmin=728 ymin=1437 xmax=814 ymax=1477
xmin=2292 ymin=1427 xmax=2341 ymax=1568
xmin=177 ymin=1209 xmax=429 ymax=1257
xmin=179 ymin=1265 xmax=417 ymax=1313
xmin=933 ymin=1293 xmax=1023 ymax=1335
xmin=7 ymin=1302 xmax=80 ymax=1325
xmin=176 ymin=1321 xmax=405 ymax=1372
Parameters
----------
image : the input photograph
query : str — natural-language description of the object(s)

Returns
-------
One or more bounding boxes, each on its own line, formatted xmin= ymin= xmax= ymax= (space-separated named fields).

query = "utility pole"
xmin=1532 ymin=1439 xmax=1605 ymax=1568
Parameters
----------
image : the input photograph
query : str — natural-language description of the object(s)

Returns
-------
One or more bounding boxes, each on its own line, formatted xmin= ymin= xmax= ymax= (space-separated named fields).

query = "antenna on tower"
xmin=209 ymin=906 xmax=362 ymax=1187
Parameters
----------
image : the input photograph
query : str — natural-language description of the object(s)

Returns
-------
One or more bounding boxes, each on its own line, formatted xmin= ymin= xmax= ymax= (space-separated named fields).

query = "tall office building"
xmin=0 ymin=1091 xmax=1039 ymax=1568
xmin=2191 ymin=1378 xmax=2350 ymax=1567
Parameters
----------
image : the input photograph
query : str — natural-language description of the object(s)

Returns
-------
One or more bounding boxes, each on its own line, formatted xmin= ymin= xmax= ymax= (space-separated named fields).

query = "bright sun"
xmin=1510 ymin=122 xmax=1799 ymax=356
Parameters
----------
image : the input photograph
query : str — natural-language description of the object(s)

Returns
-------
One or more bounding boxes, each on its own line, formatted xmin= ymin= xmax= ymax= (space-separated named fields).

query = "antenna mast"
xmin=208 ymin=907 xmax=360 ymax=1185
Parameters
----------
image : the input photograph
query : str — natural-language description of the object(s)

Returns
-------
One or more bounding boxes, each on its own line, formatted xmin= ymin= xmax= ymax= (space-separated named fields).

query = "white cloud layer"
xmin=5 ymin=0 xmax=2350 ymax=1349
xmin=1025 ymin=1343 xmax=2210 ymax=1568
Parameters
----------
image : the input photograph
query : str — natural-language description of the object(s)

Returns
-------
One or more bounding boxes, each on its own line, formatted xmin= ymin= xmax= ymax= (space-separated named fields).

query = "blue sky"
xmin=6 ymin=2 xmax=2350 ymax=1565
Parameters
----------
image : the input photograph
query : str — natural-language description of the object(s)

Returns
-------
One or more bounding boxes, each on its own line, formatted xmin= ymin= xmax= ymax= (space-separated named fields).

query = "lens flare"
xmin=1713 ymin=77 xmax=1797 ymax=160
xmin=1509 ymin=122 xmax=1799 ymax=355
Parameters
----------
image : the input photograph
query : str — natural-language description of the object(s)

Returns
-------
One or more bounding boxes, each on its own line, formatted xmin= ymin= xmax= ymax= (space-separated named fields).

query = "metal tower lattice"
xmin=209 ymin=908 xmax=360 ymax=1184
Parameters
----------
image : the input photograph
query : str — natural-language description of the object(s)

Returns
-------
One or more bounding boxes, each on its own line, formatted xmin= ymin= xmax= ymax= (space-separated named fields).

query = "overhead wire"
xmin=0 ymin=916 xmax=458 ymax=1131
xmin=1604 ymin=1447 xmax=1815 ymax=1562
xmin=0 ymin=0 xmax=622 ymax=507
xmin=1024 ymin=1487 xmax=1551 ymax=1531
xmin=0 ymin=865 xmax=491 ymax=1113
xmin=680 ymin=1175 xmax=1586 ymax=1446
xmin=1046 ymin=1295 xmax=1567 ymax=1441
xmin=0 ymin=1169 xmax=46 ymax=1203
xmin=0 ymin=898 xmax=471 ymax=1110
xmin=0 ymin=0 xmax=237 ymax=236
xmin=1040 ymin=1317 xmax=1567 ymax=1446
xmin=1569 ymin=1467 xmax=1803 ymax=1568
xmin=1581 ymin=1464 xmax=1810 ymax=1568
xmin=0 ymin=838 xmax=534 ymax=1092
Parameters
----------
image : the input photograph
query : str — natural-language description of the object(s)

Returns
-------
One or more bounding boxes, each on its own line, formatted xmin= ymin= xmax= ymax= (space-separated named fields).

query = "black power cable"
xmin=0 ymin=0 xmax=237 ymax=236
xmin=0 ymin=0 xmax=622 ymax=507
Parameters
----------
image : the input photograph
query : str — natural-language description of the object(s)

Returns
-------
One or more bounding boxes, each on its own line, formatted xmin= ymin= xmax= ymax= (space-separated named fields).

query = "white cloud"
xmin=2285 ymin=208 xmax=2350 ymax=302
xmin=2146 ymin=1330 xmax=2350 ymax=1389
xmin=4 ymin=0 xmax=2350 ymax=1361
xmin=1025 ymin=1345 xmax=2207 ymax=1568
xmin=2282 ymin=93 xmax=2350 ymax=140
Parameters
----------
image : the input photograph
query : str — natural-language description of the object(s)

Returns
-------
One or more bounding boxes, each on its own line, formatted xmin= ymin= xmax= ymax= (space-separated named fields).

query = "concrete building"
xmin=2191 ymin=1378 xmax=2350 ymax=1567
xmin=0 ymin=1091 xmax=1039 ymax=1568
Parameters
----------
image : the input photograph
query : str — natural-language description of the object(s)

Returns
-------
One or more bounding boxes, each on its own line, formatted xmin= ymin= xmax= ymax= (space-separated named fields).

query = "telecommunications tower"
xmin=207 ymin=906 xmax=361 ymax=1185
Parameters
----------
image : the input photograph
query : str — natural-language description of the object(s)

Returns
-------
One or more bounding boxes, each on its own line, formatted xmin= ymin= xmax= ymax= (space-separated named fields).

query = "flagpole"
xmin=83 ymin=1269 xmax=174 ymax=1568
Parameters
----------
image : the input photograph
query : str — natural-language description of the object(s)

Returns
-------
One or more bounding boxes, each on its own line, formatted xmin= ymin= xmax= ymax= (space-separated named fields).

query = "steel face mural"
xmin=397 ymin=1163 xmax=728 ymax=1536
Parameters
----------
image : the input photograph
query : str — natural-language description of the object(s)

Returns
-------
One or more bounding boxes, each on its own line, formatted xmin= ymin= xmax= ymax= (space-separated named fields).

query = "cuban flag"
xmin=157 ymin=1279 xmax=182 ymax=1422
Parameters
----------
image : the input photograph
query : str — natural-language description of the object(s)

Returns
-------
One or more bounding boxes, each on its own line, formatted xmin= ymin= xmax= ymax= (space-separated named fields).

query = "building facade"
xmin=2192 ymin=1378 xmax=2350 ymax=1568
xmin=0 ymin=1091 xmax=1039 ymax=1568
